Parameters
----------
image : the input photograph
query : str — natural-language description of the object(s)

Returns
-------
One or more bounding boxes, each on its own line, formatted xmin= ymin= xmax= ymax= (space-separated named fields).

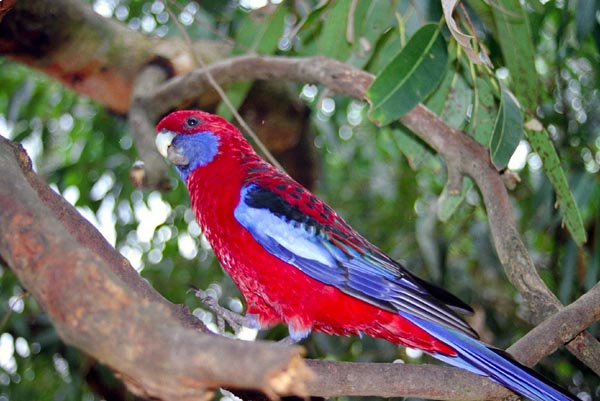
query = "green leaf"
xmin=491 ymin=0 xmax=537 ymax=112
xmin=427 ymin=67 xmax=473 ymax=130
xmin=366 ymin=23 xmax=448 ymax=126
xmin=294 ymin=0 xmax=329 ymax=33
xmin=489 ymin=85 xmax=523 ymax=169
xmin=317 ymin=0 xmax=353 ymax=61
xmin=367 ymin=25 xmax=401 ymax=75
xmin=438 ymin=177 xmax=473 ymax=222
xmin=347 ymin=1 xmax=396 ymax=68
xmin=232 ymin=6 xmax=287 ymax=55
xmin=469 ymin=77 xmax=498 ymax=146
xmin=425 ymin=66 xmax=455 ymax=115
xmin=217 ymin=5 xmax=287 ymax=119
xmin=526 ymin=127 xmax=587 ymax=246
xmin=390 ymin=127 xmax=439 ymax=171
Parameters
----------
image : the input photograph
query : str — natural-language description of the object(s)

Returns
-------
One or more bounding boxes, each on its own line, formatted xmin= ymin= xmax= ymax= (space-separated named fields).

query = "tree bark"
xmin=0 ymin=0 xmax=226 ymax=114
xmin=0 ymin=136 xmax=309 ymax=401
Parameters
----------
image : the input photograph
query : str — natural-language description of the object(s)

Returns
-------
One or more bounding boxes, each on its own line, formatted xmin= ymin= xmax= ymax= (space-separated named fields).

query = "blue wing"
xmin=234 ymin=182 xmax=477 ymax=338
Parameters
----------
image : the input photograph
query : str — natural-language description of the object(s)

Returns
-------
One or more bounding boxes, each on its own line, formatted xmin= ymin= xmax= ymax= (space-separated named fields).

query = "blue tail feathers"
xmin=402 ymin=313 xmax=580 ymax=401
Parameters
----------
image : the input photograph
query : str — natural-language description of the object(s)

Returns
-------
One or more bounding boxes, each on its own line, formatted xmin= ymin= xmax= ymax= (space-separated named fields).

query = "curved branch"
xmin=129 ymin=64 xmax=174 ymax=189
xmin=0 ymin=0 xmax=229 ymax=113
xmin=0 ymin=136 xmax=309 ymax=401
xmin=140 ymin=54 xmax=600 ymax=374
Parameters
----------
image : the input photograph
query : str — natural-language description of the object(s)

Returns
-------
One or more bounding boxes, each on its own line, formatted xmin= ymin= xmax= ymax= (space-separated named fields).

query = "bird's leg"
xmin=191 ymin=288 xmax=259 ymax=334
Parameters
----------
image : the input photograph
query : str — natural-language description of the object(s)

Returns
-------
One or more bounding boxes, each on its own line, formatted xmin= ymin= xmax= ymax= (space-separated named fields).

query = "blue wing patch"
xmin=234 ymin=183 xmax=477 ymax=339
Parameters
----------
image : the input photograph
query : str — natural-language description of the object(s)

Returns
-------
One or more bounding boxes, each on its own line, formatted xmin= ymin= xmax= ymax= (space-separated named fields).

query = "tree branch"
xmin=139 ymin=54 xmax=600 ymax=374
xmin=303 ymin=360 xmax=512 ymax=400
xmin=0 ymin=136 xmax=309 ymax=401
xmin=0 ymin=0 xmax=229 ymax=113
xmin=508 ymin=280 xmax=600 ymax=366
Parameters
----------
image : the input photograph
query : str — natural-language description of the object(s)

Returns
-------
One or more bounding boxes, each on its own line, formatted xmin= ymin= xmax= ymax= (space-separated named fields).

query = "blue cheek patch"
xmin=172 ymin=132 xmax=219 ymax=181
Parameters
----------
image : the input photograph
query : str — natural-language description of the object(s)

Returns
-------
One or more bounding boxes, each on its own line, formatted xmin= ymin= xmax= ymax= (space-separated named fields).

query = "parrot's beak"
xmin=156 ymin=129 xmax=189 ymax=166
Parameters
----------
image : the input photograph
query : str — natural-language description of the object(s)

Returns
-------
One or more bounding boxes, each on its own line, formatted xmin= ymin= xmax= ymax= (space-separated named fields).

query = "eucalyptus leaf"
xmin=438 ymin=177 xmax=473 ymax=222
xmin=439 ymin=71 xmax=472 ymax=130
xmin=317 ymin=0 xmax=353 ymax=61
xmin=367 ymin=25 xmax=401 ymax=74
xmin=526 ymin=127 xmax=587 ymax=246
xmin=489 ymin=85 xmax=523 ymax=169
xmin=469 ymin=77 xmax=498 ymax=146
xmin=347 ymin=1 xmax=396 ymax=68
xmin=366 ymin=23 xmax=448 ymax=126
xmin=491 ymin=0 xmax=537 ymax=111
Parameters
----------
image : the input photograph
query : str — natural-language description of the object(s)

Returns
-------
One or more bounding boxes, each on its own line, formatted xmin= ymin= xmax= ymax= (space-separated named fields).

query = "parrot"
xmin=155 ymin=110 xmax=579 ymax=401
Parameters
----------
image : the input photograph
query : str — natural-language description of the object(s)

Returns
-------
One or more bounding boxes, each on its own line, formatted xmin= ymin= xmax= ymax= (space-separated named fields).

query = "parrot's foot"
xmin=192 ymin=287 xmax=258 ymax=334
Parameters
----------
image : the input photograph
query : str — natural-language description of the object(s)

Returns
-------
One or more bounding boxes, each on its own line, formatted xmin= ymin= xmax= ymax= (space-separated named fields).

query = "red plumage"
xmin=156 ymin=110 xmax=580 ymax=401
xmin=160 ymin=110 xmax=455 ymax=355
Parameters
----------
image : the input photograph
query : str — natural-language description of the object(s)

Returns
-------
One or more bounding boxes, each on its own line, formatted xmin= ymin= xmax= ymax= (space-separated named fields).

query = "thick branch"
xmin=141 ymin=54 xmax=600 ymax=374
xmin=0 ymin=136 xmax=309 ymax=401
xmin=304 ymin=360 xmax=512 ymax=400
xmin=508 ymin=280 xmax=600 ymax=366
xmin=129 ymin=64 xmax=173 ymax=189
xmin=307 ymin=284 xmax=600 ymax=400
xmin=0 ymin=0 xmax=228 ymax=113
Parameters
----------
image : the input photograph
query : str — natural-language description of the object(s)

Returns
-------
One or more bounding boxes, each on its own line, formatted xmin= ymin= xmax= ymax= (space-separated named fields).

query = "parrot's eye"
xmin=184 ymin=116 xmax=201 ymax=129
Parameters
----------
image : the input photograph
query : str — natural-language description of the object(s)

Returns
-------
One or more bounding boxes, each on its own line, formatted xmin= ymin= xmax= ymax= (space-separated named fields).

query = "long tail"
xmin=402 ymin=313 xmax=580 ymax=401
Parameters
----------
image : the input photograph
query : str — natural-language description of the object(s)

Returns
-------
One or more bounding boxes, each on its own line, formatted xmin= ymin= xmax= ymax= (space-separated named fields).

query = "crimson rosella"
xmin=155 ymin=110 xmax=579 ymax=401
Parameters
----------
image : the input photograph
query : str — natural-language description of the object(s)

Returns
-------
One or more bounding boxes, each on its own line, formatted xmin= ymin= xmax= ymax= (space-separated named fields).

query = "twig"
xmin=164 ymin=3 xmax=285 ymax=172
xmin=0 ymin=292 xmax=28 ymax=330
xmin=508 ymin=280 xmax=600 ymax=366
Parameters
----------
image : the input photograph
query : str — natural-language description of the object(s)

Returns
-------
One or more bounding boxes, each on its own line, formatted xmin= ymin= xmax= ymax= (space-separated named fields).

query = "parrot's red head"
xmin=155 ymin=110 xmax=252 ymax=181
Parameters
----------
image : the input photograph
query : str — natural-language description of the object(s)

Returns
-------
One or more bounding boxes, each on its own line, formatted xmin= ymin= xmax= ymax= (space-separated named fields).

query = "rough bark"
xmin=0 ymin=136 xmax=309 ymax=401
xmin=0 ymin=0 xmax=226 ymax=114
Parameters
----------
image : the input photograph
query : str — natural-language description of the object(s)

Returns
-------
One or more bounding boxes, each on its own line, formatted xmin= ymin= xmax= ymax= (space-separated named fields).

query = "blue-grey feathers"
xmin=171 ymin=131 xmax=219 ymax=181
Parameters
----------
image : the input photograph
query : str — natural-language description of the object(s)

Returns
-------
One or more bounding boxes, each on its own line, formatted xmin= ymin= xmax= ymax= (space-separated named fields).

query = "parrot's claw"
xmin=192 ymin=288 xmax=256 ymax=335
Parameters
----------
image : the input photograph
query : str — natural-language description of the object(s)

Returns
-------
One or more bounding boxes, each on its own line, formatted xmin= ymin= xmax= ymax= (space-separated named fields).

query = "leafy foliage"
xmin=1 ymin=0 xmax=599 ymax=400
